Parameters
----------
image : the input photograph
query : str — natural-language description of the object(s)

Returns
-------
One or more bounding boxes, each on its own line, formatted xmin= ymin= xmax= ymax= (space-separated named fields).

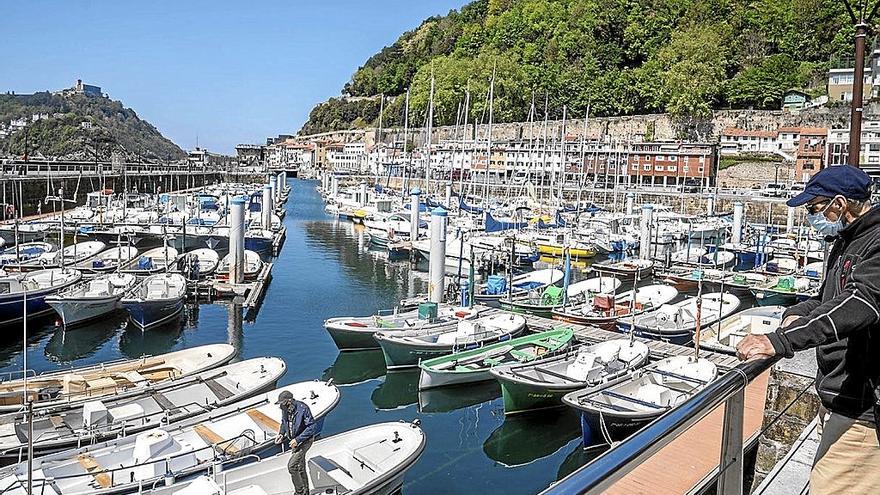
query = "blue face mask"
xmin=807 ymin=198 xmax=844 ymax=236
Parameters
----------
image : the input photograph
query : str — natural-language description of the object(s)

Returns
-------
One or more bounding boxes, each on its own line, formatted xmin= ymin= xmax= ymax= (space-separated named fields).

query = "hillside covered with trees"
xmin=0 ymin=92 xmax=185 ymax=161
xmin=300 ymin=0 xmax=855 ymax=135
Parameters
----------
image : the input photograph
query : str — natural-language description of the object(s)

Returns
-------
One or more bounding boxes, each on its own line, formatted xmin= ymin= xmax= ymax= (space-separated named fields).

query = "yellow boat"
xmin=536 ymin=242 xmax=597 ymax=258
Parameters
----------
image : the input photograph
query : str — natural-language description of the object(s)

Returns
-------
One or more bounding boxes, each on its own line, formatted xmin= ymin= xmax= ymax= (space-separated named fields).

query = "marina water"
xmin=0 ymin=179 xmax=602 ymax=494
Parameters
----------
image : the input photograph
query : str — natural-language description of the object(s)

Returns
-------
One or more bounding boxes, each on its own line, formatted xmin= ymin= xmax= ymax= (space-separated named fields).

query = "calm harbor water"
xmin=2 ymin=179 xmax=603 ymax=494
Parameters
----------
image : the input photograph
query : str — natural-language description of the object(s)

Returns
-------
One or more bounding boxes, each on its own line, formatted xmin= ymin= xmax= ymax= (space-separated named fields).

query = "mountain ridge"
xmin=0 ymin=90 xmax=186 ymax=162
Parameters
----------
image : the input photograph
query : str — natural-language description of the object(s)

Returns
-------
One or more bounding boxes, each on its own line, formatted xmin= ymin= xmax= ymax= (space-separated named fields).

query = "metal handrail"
xmin=543 ymin=355 xmax=778 ymax=495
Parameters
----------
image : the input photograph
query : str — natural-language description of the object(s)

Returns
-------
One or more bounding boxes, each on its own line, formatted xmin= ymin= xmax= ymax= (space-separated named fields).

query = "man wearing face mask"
xmin=736 ymin=165 xmax=880 ymax=493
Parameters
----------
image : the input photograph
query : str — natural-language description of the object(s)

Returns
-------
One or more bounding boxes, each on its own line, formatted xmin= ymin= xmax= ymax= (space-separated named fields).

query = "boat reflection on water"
xmin=370 ymin=369 xmax=419 ymax=410
xmin=119 ymin=312 xmax=185 ymax=358
xmin=555 ymin=441 xmax=609 ymax=481
xmin=44 ymin=311 xmax=128 ymax=363
xmin=483 ymin=408 xmax=582 ymax=467
xmin=0 ymin=314 xmax=58 ymax=368
xmin=418 ymin=380 xmax=501 ymax=414
xmin=322 ymin=350 xmax=387 ymax=386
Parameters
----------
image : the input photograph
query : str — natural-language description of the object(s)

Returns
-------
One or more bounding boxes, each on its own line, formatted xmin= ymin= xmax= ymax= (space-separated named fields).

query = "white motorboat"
xmin=0 ymin=343 xmax=235 ymax=412
xmin=0 ymin=268 xmax=83 ymax=326
xmin=121 ymin=273 xmax=188 ymax=329
xmin=46 ymin=272 xmax=138 ymax=327
xmin=0 ymin=380 xmax=339 ymax=494
xmin=149 ymin=421 xmax=426 ymax=495
xmin=0 ymin=357 xmax=287 ymax=458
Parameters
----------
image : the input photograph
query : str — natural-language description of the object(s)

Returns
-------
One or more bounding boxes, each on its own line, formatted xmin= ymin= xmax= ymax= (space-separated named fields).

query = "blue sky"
xmin=1 ymin=0 xmax=464 ymax=153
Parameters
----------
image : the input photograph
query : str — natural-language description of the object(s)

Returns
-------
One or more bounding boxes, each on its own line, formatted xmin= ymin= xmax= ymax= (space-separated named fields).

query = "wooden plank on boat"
xmin=246 ymin=408 xmax=280 ymax=432
xmin=193 ymin=424 xmax=240 ymax=454
xmin=76 ymin=453 xmax=112 ymax=488
xmin=605 ymin=370 xmax=770 ymax=495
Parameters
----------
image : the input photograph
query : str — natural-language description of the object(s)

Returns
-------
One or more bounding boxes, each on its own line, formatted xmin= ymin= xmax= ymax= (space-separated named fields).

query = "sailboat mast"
xmin=402 ymin=87 xmax=411 ymax=193
xmin=483 ymin=67 xmax=496 ymax=202
xmin=458 ymin=87 xmax=471 ymax=203
xmin=425 ymin=74 xmax=435 ymax=197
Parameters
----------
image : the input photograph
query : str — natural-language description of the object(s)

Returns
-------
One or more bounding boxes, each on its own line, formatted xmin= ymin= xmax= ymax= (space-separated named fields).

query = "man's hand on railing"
xmin=736 ymin=334 xmax=777 ymax=362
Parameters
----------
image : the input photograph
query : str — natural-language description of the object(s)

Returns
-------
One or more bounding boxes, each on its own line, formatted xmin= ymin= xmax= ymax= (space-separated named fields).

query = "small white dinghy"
xmin=183 ymin=248 xmax=220 ymax=278
xmin=490 ymin=339 xmax=651 ymax=415
xmin=122 ymin=245 xmax=180 ymax=274
xmin=563 ymin=355 xmax=718 ymax=442
xmin=628 ymin=292 xmax=741 ymax=345
xmin=700 ymin=305 xmax=785 ymax=354
xmin=0 ymin=381 xmax=341 ymax=494
xmin=0 ymin=343 xmax=235 ymax=413
xmin=0 ymin=357 xmax=287 ymax=458
xmin=30 ymin=241 xmax=106 ymax=268
xmin=375 ymin=312 xmax=527 ymax=369
xmin=121 ymin=273 xmax=188 ymax=329
xmin=149 ymin=421 xmax=427 ymax=495
xmin=217 ymin=250 xmax=263 ymax=280
xmin=46 ymin=272 xmax=138 ymax=327
xmin=75 ymin=246 xmax=139 ymax=273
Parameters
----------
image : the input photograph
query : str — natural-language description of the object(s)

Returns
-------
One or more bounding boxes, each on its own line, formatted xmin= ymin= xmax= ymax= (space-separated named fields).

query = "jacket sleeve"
xmin=781 ymin=295 xmax=823 ymax=321
xmin=279 ymin=407 xmax=289 ymax=438
xmin=768 ymin=250 xmax=880 ymax=357
xmin=294 ymin=405 xmax=318 ymax=444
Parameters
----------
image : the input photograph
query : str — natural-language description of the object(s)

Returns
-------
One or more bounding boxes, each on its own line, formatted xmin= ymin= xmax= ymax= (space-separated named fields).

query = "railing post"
xmin=717 ymin=387 xmax=745 ymax=495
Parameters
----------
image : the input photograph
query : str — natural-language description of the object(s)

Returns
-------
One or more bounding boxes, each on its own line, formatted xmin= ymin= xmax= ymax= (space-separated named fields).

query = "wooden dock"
xmin=512 ymin=311 xmax=765 ymax=494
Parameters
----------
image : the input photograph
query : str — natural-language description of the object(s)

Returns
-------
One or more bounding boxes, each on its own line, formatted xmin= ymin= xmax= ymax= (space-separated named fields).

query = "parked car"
xmin=761 ymin=183 xmax=787 ymax=197
xmin=681 ymin=178 xmax=701 ymax=193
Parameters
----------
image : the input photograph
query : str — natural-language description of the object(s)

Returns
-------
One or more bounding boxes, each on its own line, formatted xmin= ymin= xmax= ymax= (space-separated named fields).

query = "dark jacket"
xmin=279 ymin=400 xmax=318 ymax=445
xmin=768 ymin=206 xmax=880 ymax=422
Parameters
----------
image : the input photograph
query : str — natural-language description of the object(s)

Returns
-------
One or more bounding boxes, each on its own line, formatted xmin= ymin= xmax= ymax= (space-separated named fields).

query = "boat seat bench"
xmin=246 ymin=408 xmax=280 ymax=432
xmin=204 ymin=378 xmax=235 ymax=401
xmin=308 ymin=455 xmax=354 ymax=493
xmin=151 ymin=391 xmax=180 ymax=415
xmin=193 ymin=424 xmax=240 ymax=454
xmin=76 ymin=453 xmax=112 ymax=488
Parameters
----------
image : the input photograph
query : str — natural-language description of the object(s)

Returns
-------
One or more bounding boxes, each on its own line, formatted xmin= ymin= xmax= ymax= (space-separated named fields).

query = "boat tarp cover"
xmin=484 ymin=275 xmax=508 ymax=295
xmin=485 ymin=212 xmax=528 ymax=233
xmin=459 ymin=198 xmax=484 ymax=215
xmin=404 ymin=203 xmax=429 ymax=213
xmin=541 ymin=285 xmax=565 ymax=306
xmin=555 ymin=212 xmax=568 ymax=227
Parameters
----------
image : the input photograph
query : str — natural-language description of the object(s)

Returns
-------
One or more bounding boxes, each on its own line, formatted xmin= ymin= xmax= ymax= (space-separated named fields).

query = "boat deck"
xmin=508 ymin=311 xmax=766 ymax=494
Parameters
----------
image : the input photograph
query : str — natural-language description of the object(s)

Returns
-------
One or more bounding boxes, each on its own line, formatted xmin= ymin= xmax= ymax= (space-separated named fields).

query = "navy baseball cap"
xmin=786 ymin=165 xmax=873 ymax=207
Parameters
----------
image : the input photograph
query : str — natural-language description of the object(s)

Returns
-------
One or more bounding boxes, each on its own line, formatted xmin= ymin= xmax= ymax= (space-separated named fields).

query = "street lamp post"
xmin=841 ymin=0 xmax=880 ymax=168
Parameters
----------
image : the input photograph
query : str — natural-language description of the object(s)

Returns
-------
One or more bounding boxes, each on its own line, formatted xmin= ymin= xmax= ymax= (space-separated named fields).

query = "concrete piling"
xmin=732 ymin=202 xmax=744 ymax=245
xmin=428 ymin=207 xmax=448 ymax=304
xmin=262 ymin=185 xmax=272 ymax=229
xmin=410 ymin=188 xmax=421 ymax=242
xmin=229 ymin=197 xmax=246 ymax=284
xmin=639 ymin=204 xmax=653 ymax=260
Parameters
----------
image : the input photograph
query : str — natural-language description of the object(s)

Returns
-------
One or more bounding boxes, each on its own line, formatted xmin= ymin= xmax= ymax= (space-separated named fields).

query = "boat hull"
xmin=122 ymin=296 xmax=185 ymax=329
xmin=0 ymin=278 xmax=82 ymax=326
xmin=579 ymin=409 xmax=652 ymax=445
xmin=378 ymin=333 xmax=515 ymax=369
xmin=46 ymin=295 xmax=120 ymax=327
xmin=324 ymin=324 xmax=384 ymax=351
xmin=418 ymin=367 xmax=492 ymax=390
xmin=497 ymin=377 xmax=575 ymax=415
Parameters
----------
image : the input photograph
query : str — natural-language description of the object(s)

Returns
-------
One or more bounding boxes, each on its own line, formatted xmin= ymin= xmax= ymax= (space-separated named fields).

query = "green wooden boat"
xmin=417 ymin=327 xmax=575 ymax=390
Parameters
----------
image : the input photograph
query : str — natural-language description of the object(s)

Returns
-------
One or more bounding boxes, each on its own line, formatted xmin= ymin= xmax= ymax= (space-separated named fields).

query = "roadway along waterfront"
xmin=0 ymin=179 xmax=600 ymax=494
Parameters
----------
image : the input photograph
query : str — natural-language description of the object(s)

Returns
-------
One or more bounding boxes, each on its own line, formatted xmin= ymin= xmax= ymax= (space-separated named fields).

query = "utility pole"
xmin=841 ymin=0 xmax=880 ymax=167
